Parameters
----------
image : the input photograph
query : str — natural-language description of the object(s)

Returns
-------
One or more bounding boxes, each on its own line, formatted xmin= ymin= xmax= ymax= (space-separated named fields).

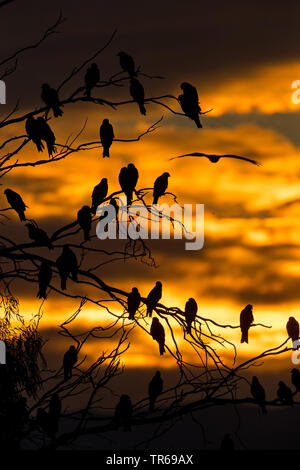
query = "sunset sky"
xmin=1 ymin=0 xmax=300 ymax=397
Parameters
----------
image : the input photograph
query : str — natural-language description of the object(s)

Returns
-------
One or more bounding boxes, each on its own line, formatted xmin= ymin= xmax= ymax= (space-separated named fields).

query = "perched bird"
xmin=184 ymin=297 xmax=198 ymax=335
xmin=56 ymin=246 xmax=78 ymax=290
xmin=127 ymin=287 xmax=141 ymax=320
xmin=119 ymin=164 xmax=139 ymax=205
xmin=115 ymin=395 xmax=133 ymax=431
xmin=100 ymin=119 xmax=114 ymax=158
xmin=118 ymin=52 xmax=136 ymax=78
xmin=150 ymin=317 xmax=165 ymax=355
xmin=85 ymin=63 xmax=100 ymax=97
xmin=77 ymin=205 xmax=92 ymax=242
xmin=286 ymin=317 xmax=299 ymax=347
xmin=49 ymin=393 xmax=61 ymax=421
xmin=240 ymin=304 xmax=254 ymax=343
xmin=25 ymin=223 xmax=52 ymax=249
xmin=220 ymin=434 xmax=235 ymax=451
xmin=4 ymin=188 xmax=27 ymax=221
xmin=91 ymin=178 xmax=108 ymax=214
xmin=277 ymin=381 xmax=293 ymax=406
xmin=41 ymin=83 xmax=63 ymax=117
xmin=169 ymin=152 xmax=260 ymax=166
xmin=127 ymin=163 xmax=139 ymax=196
xmin=291 ymin=368 xmax=300 ymax=392
xmin=130 ymin=78 xmax=146 ymax=115
xmin=63 ymin=345 xmax=78 ymax=381
xmin=37 ymin=261 xmax=52 ymax=299
xmin=251 ymin=376 xmax=267 ymax=414
xmin=36 ymin=408 xmax=55 ymax=438
xmin=36 ymin=117 xmax=56 ymax=157
xmin=146 ymin=281 xmax=162 ymax=317
xmin=178 ymin=82 xmax=202 ymax=128
xmin=148 ymin=371 xmax=163 ymax=412
xmin=49 ymin=393 xmax=61 ymax=434
xmin=153 ymin=172 xmax=170 ymax=205
xmin=25 ymin=116 xmax=44 ymax=152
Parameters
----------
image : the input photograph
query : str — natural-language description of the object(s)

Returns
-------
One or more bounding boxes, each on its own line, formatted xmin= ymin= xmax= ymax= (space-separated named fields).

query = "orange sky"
xmin=2 ymin=53 xmax=300 ymax=376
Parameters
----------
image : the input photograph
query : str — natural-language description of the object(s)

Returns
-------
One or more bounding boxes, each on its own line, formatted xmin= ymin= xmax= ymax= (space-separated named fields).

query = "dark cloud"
xmin=1 ymin=0 xmax=300 ymax=109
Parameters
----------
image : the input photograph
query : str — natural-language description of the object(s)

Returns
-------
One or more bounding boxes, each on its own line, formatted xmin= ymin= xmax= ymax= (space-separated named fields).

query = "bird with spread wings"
xmin=169 ymin=152 xmax=261 ymax=166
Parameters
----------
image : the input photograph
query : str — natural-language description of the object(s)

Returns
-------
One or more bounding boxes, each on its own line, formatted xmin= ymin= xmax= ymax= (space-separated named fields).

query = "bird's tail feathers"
xmin=194 ymin=115 xmax=202 ymax=128
xmin=18 ymin=211 xmax=26 ymax=222
xmin=159 ymin=342 xmax=165 ymax=355
xmin=102 ymin=146 xmax=110 ymax=158
xmin=241 ymin=331 xmax=248 ymax=343
xmin=37 ymin=289 xmax=46 ymax=299
xmin=139 ymin=103 xmax=146 ymax=115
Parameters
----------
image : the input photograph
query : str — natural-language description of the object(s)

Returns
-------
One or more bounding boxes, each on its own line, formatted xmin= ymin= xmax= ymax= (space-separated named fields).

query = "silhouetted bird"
xmin=277 ymin=381 xmax=293 ymax=406
xmin=291 ymin=368 xmax=300 ymax=392
xmin=4 ymin=188 xmax=26 ymax=221
xmin=118 ymin=52 xmax=136 ymax=78
xmin=63 ymin=345 xmax=78 ymax=381
xmin=127 ymin=287 xmax=141 ymax=320
xmin=150 ymin=317 xmax=165 ymax=355
xmin=153 ymin=172 xmax=170 ymax=204
xmin=85 ymin=63 xmax=100 ymax=98
xmin=240 ymin=304 xmax=254 ymax=343
xmin=36 ymin=408 xmax=56 ymax=438
xmin=91 ymin=178 xmax=108 ymax=214
xmin=148 ymin=371 xmax=163 ymax=412
xmin=56 ymin=246 xmax=78 ymax=290
xmin=49 ymin=393 xmax=61 ymax=434
xmin=146 ymin=281 xmax=162 ymax=317
xmin=130 ymin=78 xmax=146 ymax=115
xmin=36 ymin=117 xmax=56 ymax=157
xmin=77 ymin=205 xmax=92 ymax=242
xmin=49 ymin=393 xmax=61 ymax=421
xmin=100 ymin=119 xmax=114 ymax=158
xmin=119 ymin=163 xmax=139 ymax=205
xmin=220 ymin=434 xmax=235 ymax=451
xmin=170 ymin=152 xmax=260 ymax=166
xmin=286 ymin=316 xmax=299 ymax=347
xmin=109 ymin=197 xmax=119 ymax=219
xmin=251 ymin=376 xmax=267 ymax=414
xmin=178 ymin=82 xmax=202 ymax=128
xmin=25 ymin=223 xmax=52 ymax=249
xmin=37 ymin=261 xmax=52 ymax=299
xmin=115 ymin=395 xmax=133 ymax=431
xmin=185 ymin=297 xmax=198 ymax=334
xmin=25 ymin=116 xmax=44 ymax=152
xmin=41 ymin=83 xmax=63 ymax=117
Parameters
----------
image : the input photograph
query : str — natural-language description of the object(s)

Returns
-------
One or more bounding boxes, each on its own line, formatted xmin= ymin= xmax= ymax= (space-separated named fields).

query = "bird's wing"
xmin=220 ymin=154 xmax=261 ymax=166
xmin=169 ymin=152 xmax=206 ymax=161
xmin=169 ymin=152 xmax=261 ymax=166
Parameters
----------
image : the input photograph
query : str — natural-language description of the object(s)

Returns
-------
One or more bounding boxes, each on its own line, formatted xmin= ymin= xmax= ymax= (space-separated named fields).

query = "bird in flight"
xmin=170 ymin=152 xmax=261 ymax=166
